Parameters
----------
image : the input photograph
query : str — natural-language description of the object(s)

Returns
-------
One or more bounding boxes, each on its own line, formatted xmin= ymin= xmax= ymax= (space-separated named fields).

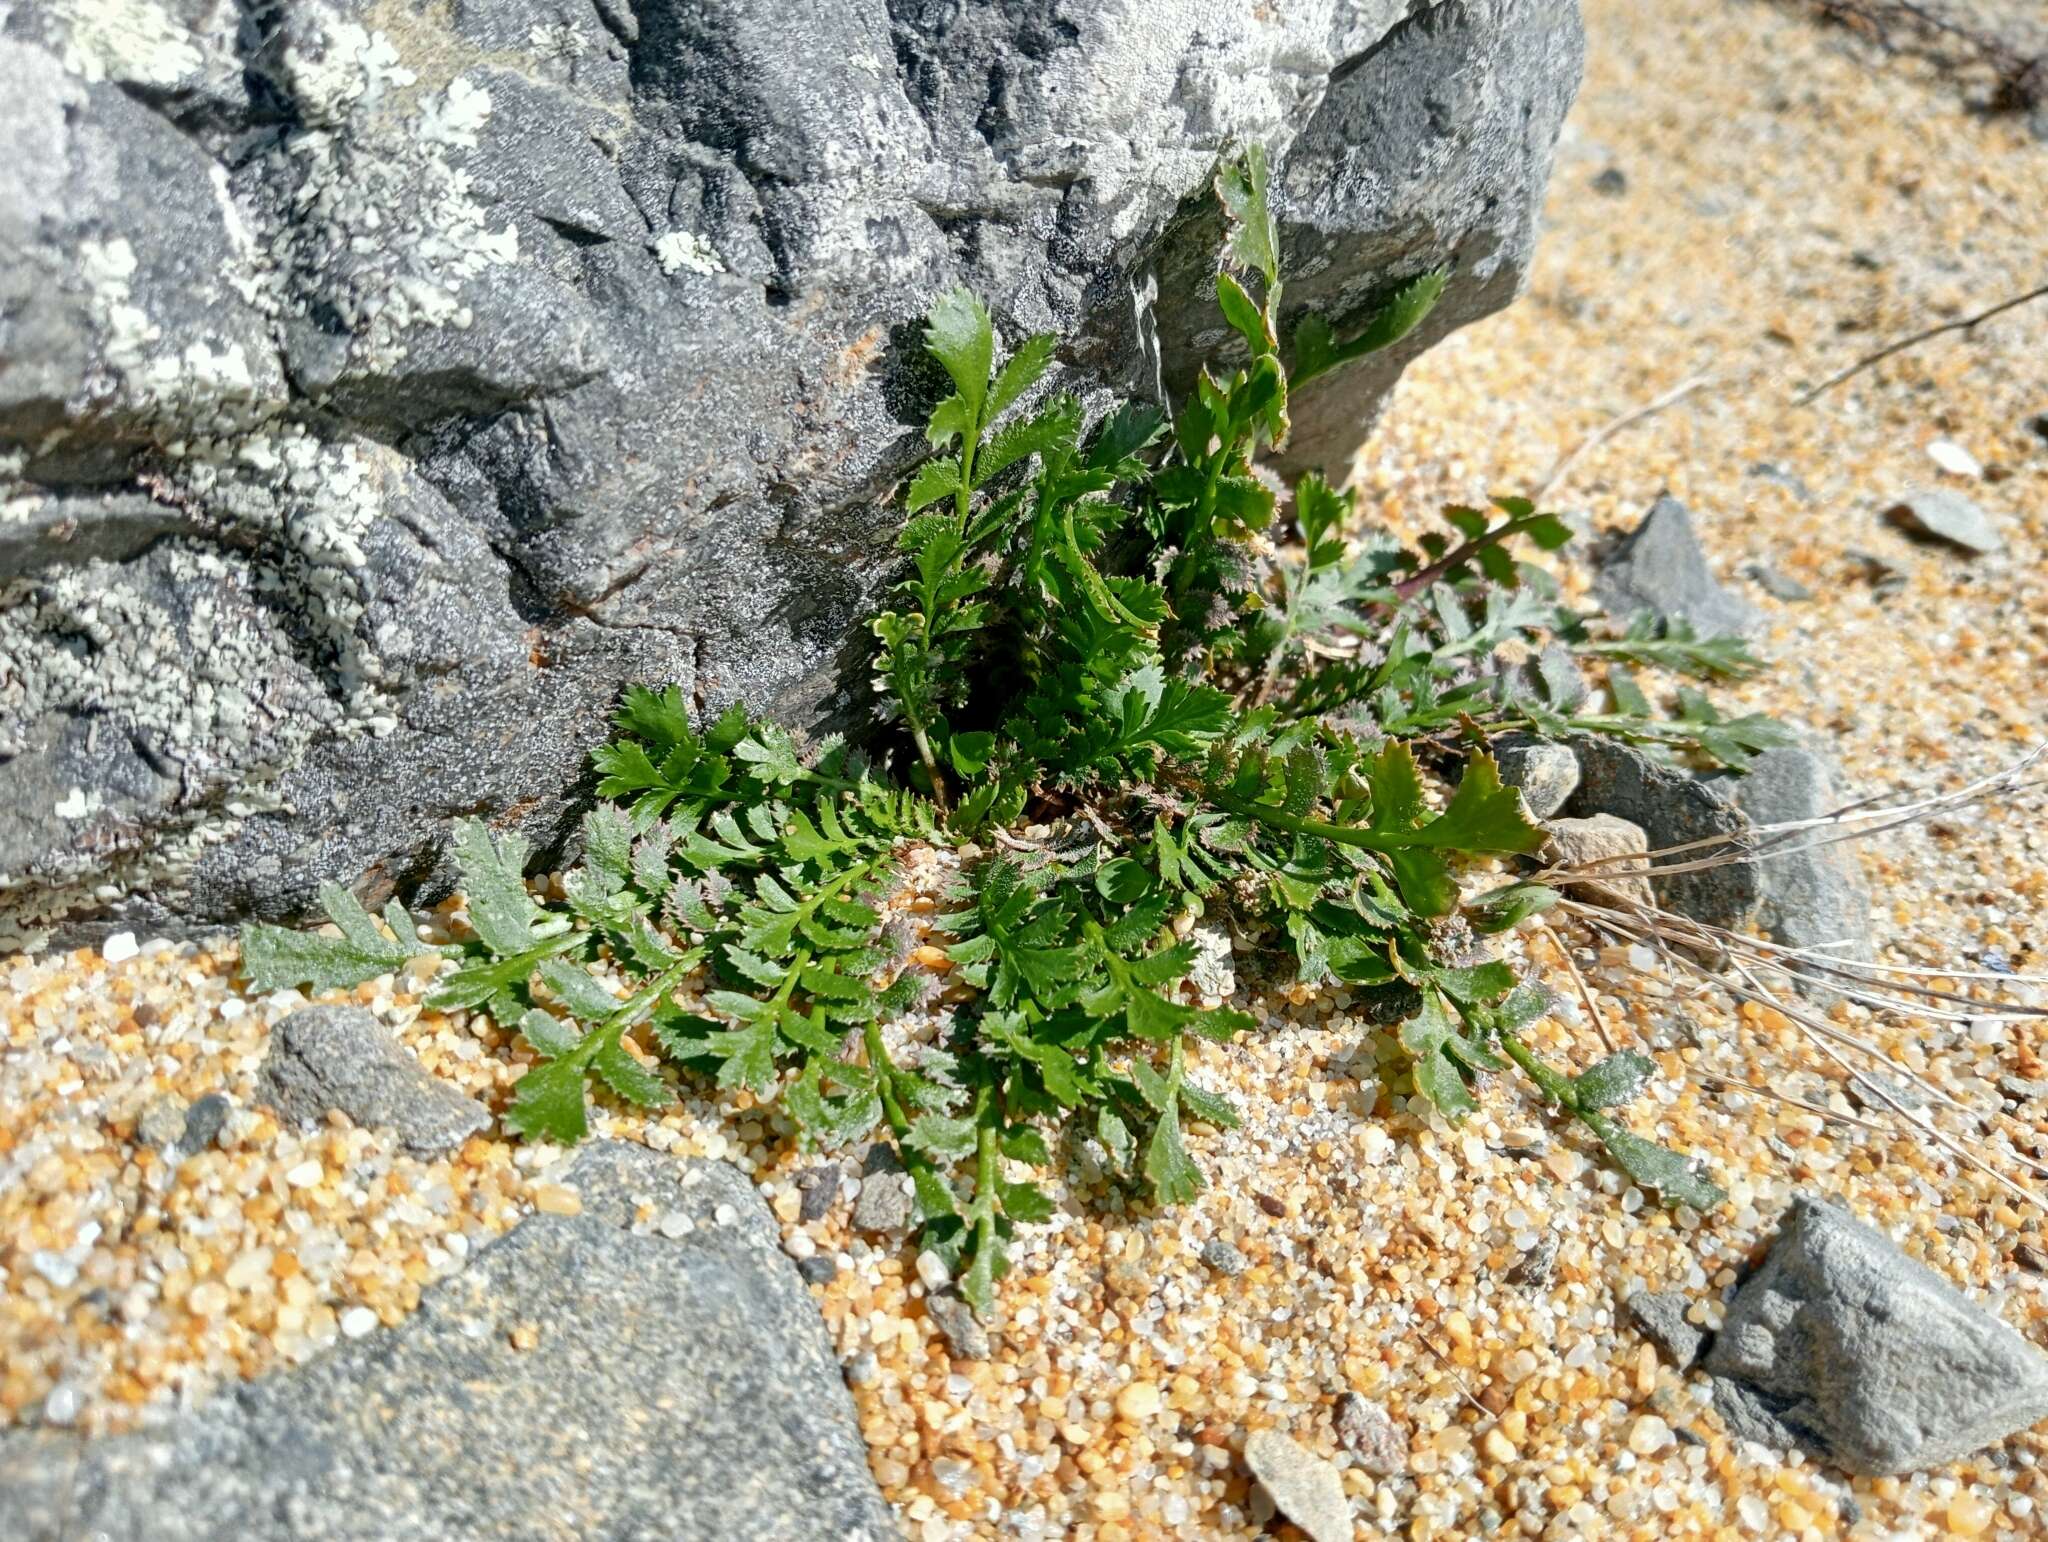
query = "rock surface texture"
xmin=1703 ymin=1196 xmax=2048 ymax=1474
xmin=0 ymin=0 xmax=1583 ymax=945
xmin=0 ymin=1142 xmax=897 ymax=1540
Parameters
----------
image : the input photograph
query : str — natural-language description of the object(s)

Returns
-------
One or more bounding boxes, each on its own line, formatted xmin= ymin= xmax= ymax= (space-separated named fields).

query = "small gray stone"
xmin=135 ymin=1095 xmax=188 ymax=1150
xmin=1505 ymin=1233 xmax=1560 ymax=1290
xmin=851 ymin=1143 xmax=914 ymax=1233
xmin=925 ymin=1291 xmax=990 ymax=1361
xmin=1746 ymin=463 xmax=1813 ymax=501
xmin=1334 ymin=1392 xmax=1409 ymax=1476
xmin=1713 ymin=741 xmax=1874 ymax=992
xmin=1542 ymin=814 xmax=1654 ymax=908
xmin=1627 ymin=1290 xmax=1706 ymax=1369
xmin=795 ymin=1165 xmax=841 ymax=1223
xmin=1592 ymin=496 xmax=1760 ymax=637
xmin=1493 ymin=734 xmax=1581 ymax=818
xmin=1566 ymin=738 xmax=1761 ymax=928
xmin=1244 ymin=1429 xmax=1352 ymax=1542
xmin=258 ymin=1006 xmax=490 ymax=1156
xmin=1999 ymin=1075 xmax=2048 ymax=1107
xmin=1744 ymin=562 xmax=1814 ymax=602
xmin=1884 ymin=489 xmax=2004 ymax=555
xmin=1590 ymin=165 xmax=1628 ymax=195
xmin=0 ymin=1143 xmax=895 ymax=1540
xmin=1201 ymin=1238 xmax=1250 ymax=1277
xmin=1703 ymin=1195 xmax=2048 ymax=1473
xmin=796 ymin=1255 xmax=839 ymax=1287
xmin=177 ymin=1093 xmax=232 ymax=1156
xmin=1845 ymin=1070 xmax=1928 ymax=1116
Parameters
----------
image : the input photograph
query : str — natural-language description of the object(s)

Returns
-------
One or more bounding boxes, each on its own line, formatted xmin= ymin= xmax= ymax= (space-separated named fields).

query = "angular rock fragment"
xmin=1884 ymin=489 xmax=2004 ymax=555
xmin=1703 ymin=1196 xmax=2048 ymax=1473
xmin=852 ymin=1142 xmax=915 ymax=1233
xmin=1627 ymin=1289 xmax=1706 ymax=1370
xmin=1592 ymin=496 xmax=1760 ymax=637
xmin=258 ymin=1006 xmax=489 ymax=1156
xmin=1494 ymin=733 xmax=1582 ymax=818
xmin=1244 ymin=1429 xmax=1353 ymax=1542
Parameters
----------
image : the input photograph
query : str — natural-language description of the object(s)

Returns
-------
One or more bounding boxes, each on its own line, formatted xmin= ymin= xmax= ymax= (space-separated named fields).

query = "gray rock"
xmin=135 ymin=1095 xmax=189 ymax=1150
xmin=1592 ymin=496 xmax=1760 ymax=638
xmin=924 ymin=1291 xmax=991 ymax=1361
xmin=1244 ymin=1429 xmax=1353 ymax=1542
xmin=1542 ymin=813 xmax=1655 ymax=908
xmin=1201 ymin=1238 xmax=1250 ymax=1277
xmin=1744 ymin=562 xmax=1814 ymax=602
xmin=852 ymin=1142 xmax=915 ymax=1233
xmin=1494 ymin=733 xmax=1581 ymax=818
xmin=2000 ymin=1075 xmax=2048 ymax=1107
xmin=1 ymin=0 xmax=1585 ymax=944
xmin=258 ymin=1006 xmax=490 ymax=1157
xmin=1845 ymin=1070 xmax=1928 ymax=1116
xmin=179 ymin=1093 xmax=233 ymax=1156
xmin=796 ymin=1255 xmax=840 ymax=1286
xmin=1565 ymin=738 xmax=1761 ymax=928
xmin=1334 ymin=1391 xmax=1409 ymax=1475
xmin=0 ymin=1143 xmax=896 ymax=1540
xmin=1708 ymin=741 xmax=1873 ymax=992
xmin=795 ymin=1164 xmax=842 ymax=1223
xmin=1505 ymin=1232 xmax=1560 ymax=1290
xmin=1884 ymin=489 xmax=2004 ymax=555
xmin=1627 ymin=1290 xmax=1706 ymax=1370
xmin=1746 ymin=463 xmax=1813 ymax=501
xmin=1702 ymin=1196 xmax=2048 ymax=1474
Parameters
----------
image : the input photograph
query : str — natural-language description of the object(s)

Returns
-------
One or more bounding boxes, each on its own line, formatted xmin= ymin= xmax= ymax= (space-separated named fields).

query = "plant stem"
xmin=1390 ymin=512 xmax=1557 ymax=601
xmin=863 ymin=1019 xmax=914 ymax=1140
xmin=907 ymin=717 xmax=948 ymax=813
xmin=972 ymin=1084 xmax=999 ymax=1268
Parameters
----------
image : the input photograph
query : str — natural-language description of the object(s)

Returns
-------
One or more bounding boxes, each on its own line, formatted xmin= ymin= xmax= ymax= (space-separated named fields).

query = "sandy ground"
xmin=5 ymin=0 xmax=2048 ymax=1538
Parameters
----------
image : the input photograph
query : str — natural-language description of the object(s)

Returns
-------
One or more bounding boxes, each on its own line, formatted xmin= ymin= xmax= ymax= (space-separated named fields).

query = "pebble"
xmin=1884 ymin=488 xmax=2004 ymax=555
xmin=532 ymin=1185 xmax=583 ymax=1216
xmin=914 ymin=1249 xmax=950 ymax=1291
xmin=1925 ymin=437 xmax=1982 ymax=477
xmin=1200 ymin=1238 xmax=1248 ymax=1276
xmin=136 ymin=1094 xmax=189 ymax=1149
xmin=100 ymin=932 xmax=140 ymax=964
xmin=339 ymin=1307 xmax=379 ymax=1340
xmin=923 ymin=1291 xmax=989 ymax=1361
xmin=1334 ymin=1391 xmax=1409 ymax=1475
xmin=1114 ymin=1380 xmax=1161 ymax=1421
xmin=1243 ymin=1429 xmax=1352 ymax=1542
xmin=1627 ymin=1413 xmax=1674 ymax=1455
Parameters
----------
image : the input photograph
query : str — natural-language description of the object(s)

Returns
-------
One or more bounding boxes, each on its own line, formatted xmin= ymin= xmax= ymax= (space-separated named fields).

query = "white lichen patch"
xmin=278 ymin=27 xmax=520 ymax=372
xmin=655 ymin=231 xmax=724 ymax=277
xmin=45 ymin=0 xmax=205 ymax=88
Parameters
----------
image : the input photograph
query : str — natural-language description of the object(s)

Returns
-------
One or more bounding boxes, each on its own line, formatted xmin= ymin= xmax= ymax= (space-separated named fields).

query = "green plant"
xmin=243 ymin=148 xmax=1776 ymax=1311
